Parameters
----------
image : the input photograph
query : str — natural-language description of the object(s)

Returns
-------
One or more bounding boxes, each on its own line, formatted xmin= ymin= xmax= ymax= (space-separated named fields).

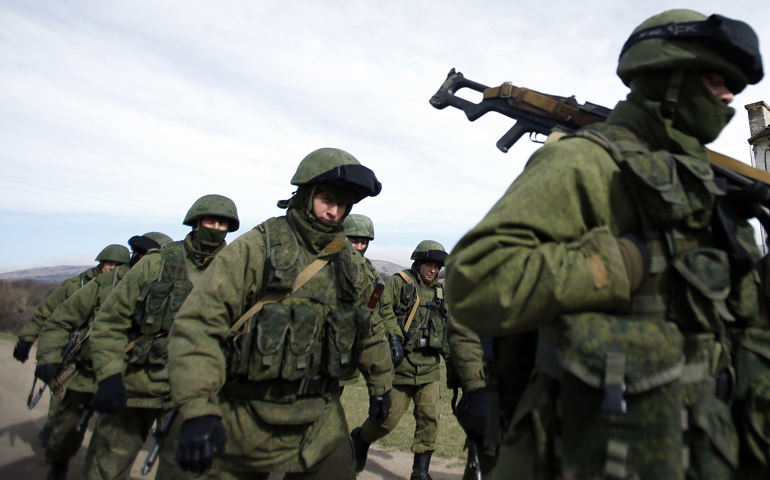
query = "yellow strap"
xmin=125 ymin=332 xmax=167 ymax=353
xmin=229 ymin=253 xmax=336 ymax=335
xmin=707 ymin=149 xmax=770 ymax=186
xmin=396 ymin=271 xmax=420 ymax=335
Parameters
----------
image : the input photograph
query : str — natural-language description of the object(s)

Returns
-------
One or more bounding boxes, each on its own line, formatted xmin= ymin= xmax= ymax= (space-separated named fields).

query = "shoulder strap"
xmin=229 ymin=243 xmax=344 ymax=335
xmin=396 ymin=271 xmax=420 ymax=334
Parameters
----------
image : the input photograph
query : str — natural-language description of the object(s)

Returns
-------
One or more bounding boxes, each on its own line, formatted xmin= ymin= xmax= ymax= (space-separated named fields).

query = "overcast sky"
xmin=2 ymin=0 xmax=769 ymax=273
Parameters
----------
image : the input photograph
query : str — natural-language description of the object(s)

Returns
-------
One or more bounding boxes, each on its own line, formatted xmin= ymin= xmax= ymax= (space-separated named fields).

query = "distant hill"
xmin=0 ymin=265 xmax=95 ymax=284
xmin=369 ymin=259 xmax=407 ymax=276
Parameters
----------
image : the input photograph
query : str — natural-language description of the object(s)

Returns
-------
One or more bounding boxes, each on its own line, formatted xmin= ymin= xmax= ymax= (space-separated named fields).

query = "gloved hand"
xmin=13 ymin=341 xmax=34 ymax=363
xmin=92 ymin=373 xmax=127 ymax=414
xmin=617 ymin=231 xmax=650 ymax=294
xmin=35 ymin=363 xmax=61 ymax=384
xmin=463 ymin=388 xmax=490 ymax=444
xmin=368 ymin=392 xmax=391 ymax=424
xmin=176 ymin=415 xmax=228 ymax=472
xmin=389 ymin=336 xmax=404 ymax=368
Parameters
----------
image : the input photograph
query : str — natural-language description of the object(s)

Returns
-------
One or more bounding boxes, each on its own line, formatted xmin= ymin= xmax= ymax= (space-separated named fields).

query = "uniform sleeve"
xmin=445 ymin=138 xmax=635 ymax=337
xmin=168 ymin=231 xmax=267 ymax=421
xmin=36 ymin=278 xmax=101 ymax=364
xmin=355 ymin=255 xmax=393 ymax=396
xmin=377 ymin=274 xmax=404 ymax=340
xmin=17 ymin=275 xmax=80 ymax=342
xmin=90 ymin=255 xmax=159 ymax=383
xmin=447 ymin=317 xmax=485 ymax=392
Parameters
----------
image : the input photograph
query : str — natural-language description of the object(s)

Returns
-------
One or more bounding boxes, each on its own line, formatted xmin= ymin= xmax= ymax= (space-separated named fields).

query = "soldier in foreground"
xmin=446 ymin=10 xmax=767 ymax=479
xmin=13 ymin=244 xmax=130 ymax=446
xmin=352 ymin=240 xmax=450 ymax=480
xmin=167 ymin=148 xmax=392 ymax=480
xmin=340 ymin=213 xmax=386 ymax=391
xmin=85 ymin=196 xmax=237 ymax=480
xmin=34 ymin=233 xmax=171 ymax=480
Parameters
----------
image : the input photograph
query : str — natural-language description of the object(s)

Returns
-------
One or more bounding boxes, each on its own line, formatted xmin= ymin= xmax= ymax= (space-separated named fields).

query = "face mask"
xmin=674 ymin=71 xmax=735 ymax=144
xmin=198 ymin=226 xmax=227 ymax=247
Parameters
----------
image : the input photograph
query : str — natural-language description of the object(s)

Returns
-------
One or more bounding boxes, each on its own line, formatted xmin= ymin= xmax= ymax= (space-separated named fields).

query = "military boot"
xmin=351 ymin=427 xmax=370 ymax=473
xmin=410 ymin=451 xmax=433 ymax=480
xmin=47 ymin=459 xmax=68 ymax=480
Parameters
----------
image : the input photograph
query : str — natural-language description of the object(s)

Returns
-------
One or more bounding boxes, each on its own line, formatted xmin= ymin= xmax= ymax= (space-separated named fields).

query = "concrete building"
xmin=746 ymin=101 xmax=770 ymax=252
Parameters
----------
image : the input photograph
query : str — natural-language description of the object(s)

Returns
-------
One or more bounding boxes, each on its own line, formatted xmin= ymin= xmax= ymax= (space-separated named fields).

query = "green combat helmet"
xmin=183 ymin=194 xmax=240 ymax=232
xmin=290 ymin=148 xmax=382 ymax=205
xmin=411 ymin=240 xmax=448 ymax=265
xmin=344 ymin=214 xmax=375 ymax=240
xmin=617 ymin=10 xmax=763 ymax=93
xmin=95 ymin=244 xmax=131 ymax=264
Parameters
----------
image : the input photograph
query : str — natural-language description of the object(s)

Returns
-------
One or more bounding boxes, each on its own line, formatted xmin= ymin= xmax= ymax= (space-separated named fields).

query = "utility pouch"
xmin=164 ymin=281 xmax=193 ymax=331
xmin=558 ymin=312 xmax=686 ymax=480
xmin=246 ymin=303 xmax=291 ymax=382
xmin=671 ymin=248 xmax=734 ymax=330
xmin=281 ymin=305 xmax=320 ymax=381
xmin=141 ymin=281 xmax=172 ymax=334
xmin=324 ymin=308 xmax=359 ymax=379
xmin=428 ymin=315 xmax=449 ymax=355
xmin=733 ymin=328 xmax=770 ymax=466
xmin=686 ymin=395 xmax=739 ymax=479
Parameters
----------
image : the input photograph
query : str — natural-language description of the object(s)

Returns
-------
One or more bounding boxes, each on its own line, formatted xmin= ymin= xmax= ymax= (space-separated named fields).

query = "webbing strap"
xmin=396 ymin=271 xmax=420 ymax=334
xmin=124 ymin=331 xmax=166 ymax=353
xmin=229 ymin=253 xmax=335 ymax=335
xmin=604 ymin=440 xmax=630 ymax=480
xmin=483 ymin=83 xmax=604 ymax=127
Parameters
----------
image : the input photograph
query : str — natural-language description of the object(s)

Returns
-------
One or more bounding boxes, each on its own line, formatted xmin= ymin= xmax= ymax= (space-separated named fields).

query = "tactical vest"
xmin=393 ymin=270 xmax=450 ymax=357
xmin=224 ymin=217 xmax=371 ymax=394
xmin=129 ymin=242 xmax=194 ymax=365
xmin=525 ymin=124 xmax=765 ymax=480
xmin=75 ymin=265 xmax=128 ymax=368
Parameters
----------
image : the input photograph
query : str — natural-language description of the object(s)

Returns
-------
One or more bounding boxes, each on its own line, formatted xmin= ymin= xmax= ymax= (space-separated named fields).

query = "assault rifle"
xmin=141 ymin=407 xmax=179 ymax=475
xmin=75 ymin=402 xmax=94 ymax=433
xmin=61 ymin=324 xmax=87 ymax=365
xmin=27 ymin=377 xmax=46 ymax=409
xmin=429 ymin=69 xmax=770 ymax=232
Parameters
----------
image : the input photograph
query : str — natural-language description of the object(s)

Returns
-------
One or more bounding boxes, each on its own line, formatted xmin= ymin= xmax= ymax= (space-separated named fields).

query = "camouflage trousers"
xmin=85 ymin=406 xmax=188 ymax=480
xmin=47 ymin=390 xmax=61 ymax=427
xmin=360 ymin=382 xmax=441 ymax=453
xmin=46 ymin=389 xmax=95 ymax=465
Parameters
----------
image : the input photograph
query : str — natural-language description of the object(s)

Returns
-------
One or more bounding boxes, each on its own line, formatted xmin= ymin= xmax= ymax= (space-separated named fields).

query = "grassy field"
xmin=340 ymin=361 xmax=466 ymax=465
xmin=0 ymin=331 xmax=18 ymax=342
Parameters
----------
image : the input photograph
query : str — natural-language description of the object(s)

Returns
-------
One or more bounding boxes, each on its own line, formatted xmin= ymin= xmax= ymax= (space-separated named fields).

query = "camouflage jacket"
xmin=18 ymin=266 xmax=100 ymax=342
xmin=36 ymin=264 xmax=130 ymax=393
xmin=90 ymin=234 xmax=223 ymax=409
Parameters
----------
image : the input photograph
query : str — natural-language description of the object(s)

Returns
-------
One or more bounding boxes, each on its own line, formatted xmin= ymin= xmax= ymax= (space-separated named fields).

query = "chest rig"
xmin=393 ymin=270 xmax=450 ymax=356
xmin=531 ymin=124 xmax=763 ymax=480
xmin=224 ymin=217 xmax=371 ymax=398
xmin=129 ymin=242 xmax=194 ymax=365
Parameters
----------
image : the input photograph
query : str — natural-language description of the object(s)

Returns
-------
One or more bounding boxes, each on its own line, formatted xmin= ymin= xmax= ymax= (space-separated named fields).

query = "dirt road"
xmin=0 ymin=339 xmax=462 ymax=479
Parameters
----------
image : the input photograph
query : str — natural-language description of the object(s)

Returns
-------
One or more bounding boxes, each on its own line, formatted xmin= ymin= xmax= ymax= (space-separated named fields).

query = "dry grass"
xmin=340 ymin=361 xmax=467 ymax=462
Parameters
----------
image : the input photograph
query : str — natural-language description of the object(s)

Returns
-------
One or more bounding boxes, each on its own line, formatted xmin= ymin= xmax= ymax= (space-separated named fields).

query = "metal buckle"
xmin=415 ymin=338 xmax=429 ymax=349
xmin=500 ymin=82 xmax=514 ymax=98
xmin=601 ymin=382 xmax=627 ymax=414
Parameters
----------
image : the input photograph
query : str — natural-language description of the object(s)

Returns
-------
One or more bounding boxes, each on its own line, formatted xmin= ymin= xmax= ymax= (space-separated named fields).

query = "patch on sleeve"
xmin=585 ymin=252 xmax=609 ymax=290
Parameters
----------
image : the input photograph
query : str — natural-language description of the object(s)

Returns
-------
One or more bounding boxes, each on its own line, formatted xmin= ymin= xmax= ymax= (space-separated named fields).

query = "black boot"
xmin=410 ymin=451 xmax=433 ymax=480
xmin=47 ymin=460 xmax=68 ymax=480
xmin=351 ymin=427 xmax=370 ymax=473
xmin=38 ymin=423 xmax=52 ymax=447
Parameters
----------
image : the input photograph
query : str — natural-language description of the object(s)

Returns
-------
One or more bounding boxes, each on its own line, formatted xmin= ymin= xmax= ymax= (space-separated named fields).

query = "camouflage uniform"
xmin=36 ymin=263 xmax=131 ymax=474
xmin=354 ymin=241 xmax=449 ymax=479
xmin=87 ymin=201 xmax=236 ymax=480
xmin=445 ymin=10 xmax=767 ymax=480
xmin=167 ymin=148 xmax=391 ymax=480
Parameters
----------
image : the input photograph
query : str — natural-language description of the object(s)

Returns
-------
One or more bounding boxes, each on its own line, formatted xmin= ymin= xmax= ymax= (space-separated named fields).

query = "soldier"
xmin=13 ymin=243 xmax=130 ymax=446
xmin=85 ymin=196 xmax=238 ymax=480
xmin=339 ymin=214 xmax=388 ymax=391
xmin=352 ymin=240 xmax=450 ymax=480
xmin=34 ymin=232 xmax=172 ymax=480
xmin=445 ymin=10 xmax=766 ymax=480
xmin=446 ymin=318 xmax=497 ymax=480
xmin=167 ymin=148 xmax=392 ymax=480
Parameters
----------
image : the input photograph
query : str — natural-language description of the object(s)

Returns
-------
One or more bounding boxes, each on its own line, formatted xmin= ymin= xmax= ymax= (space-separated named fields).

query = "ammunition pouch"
xmin=733 ymin=328 xmax=770 ymax=468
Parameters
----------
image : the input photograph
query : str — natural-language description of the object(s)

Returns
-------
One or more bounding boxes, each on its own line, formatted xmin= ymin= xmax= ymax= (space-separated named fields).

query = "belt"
xmin=221 ymin=374 xmax=338 ymax=401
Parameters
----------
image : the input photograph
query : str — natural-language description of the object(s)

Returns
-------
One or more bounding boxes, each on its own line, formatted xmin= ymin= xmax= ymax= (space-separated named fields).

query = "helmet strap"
xmin=664 ymin=68 xmax=685 ymax=120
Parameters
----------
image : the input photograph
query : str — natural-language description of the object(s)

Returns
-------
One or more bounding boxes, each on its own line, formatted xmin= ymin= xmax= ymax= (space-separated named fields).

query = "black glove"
xmin=368 ymin=392 xmax=391 ymax=424
xmin=463 ymin=388 xmax=490 ymax=444
xmin=35 ymin=363 xmax=61 ymax=384
xmin=92 ymin=373 xmax=127 ymax=414
xmin=13 ymin=341 xmax=34 ymax=363
xmin=177 ymin=415 xmax=228 ymax=473
xmin=389 ymin=336 xmax=404 ymax=369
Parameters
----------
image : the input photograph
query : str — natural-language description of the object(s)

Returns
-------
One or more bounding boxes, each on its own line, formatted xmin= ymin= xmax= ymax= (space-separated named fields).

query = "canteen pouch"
xmin=324 ymin=308 xmax=361 ymax=379
xmin=558 ymin=313 xmax=686 ymax=480
xmin=733 ymin=328 xmax=770 ymax=466
xmin=246 ymin=303 xmax=292 ymax=382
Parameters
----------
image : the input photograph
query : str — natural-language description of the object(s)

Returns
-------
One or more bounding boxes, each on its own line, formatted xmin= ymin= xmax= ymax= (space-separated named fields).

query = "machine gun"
xmin=141 ymin=407 xmax=179 ymax=475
